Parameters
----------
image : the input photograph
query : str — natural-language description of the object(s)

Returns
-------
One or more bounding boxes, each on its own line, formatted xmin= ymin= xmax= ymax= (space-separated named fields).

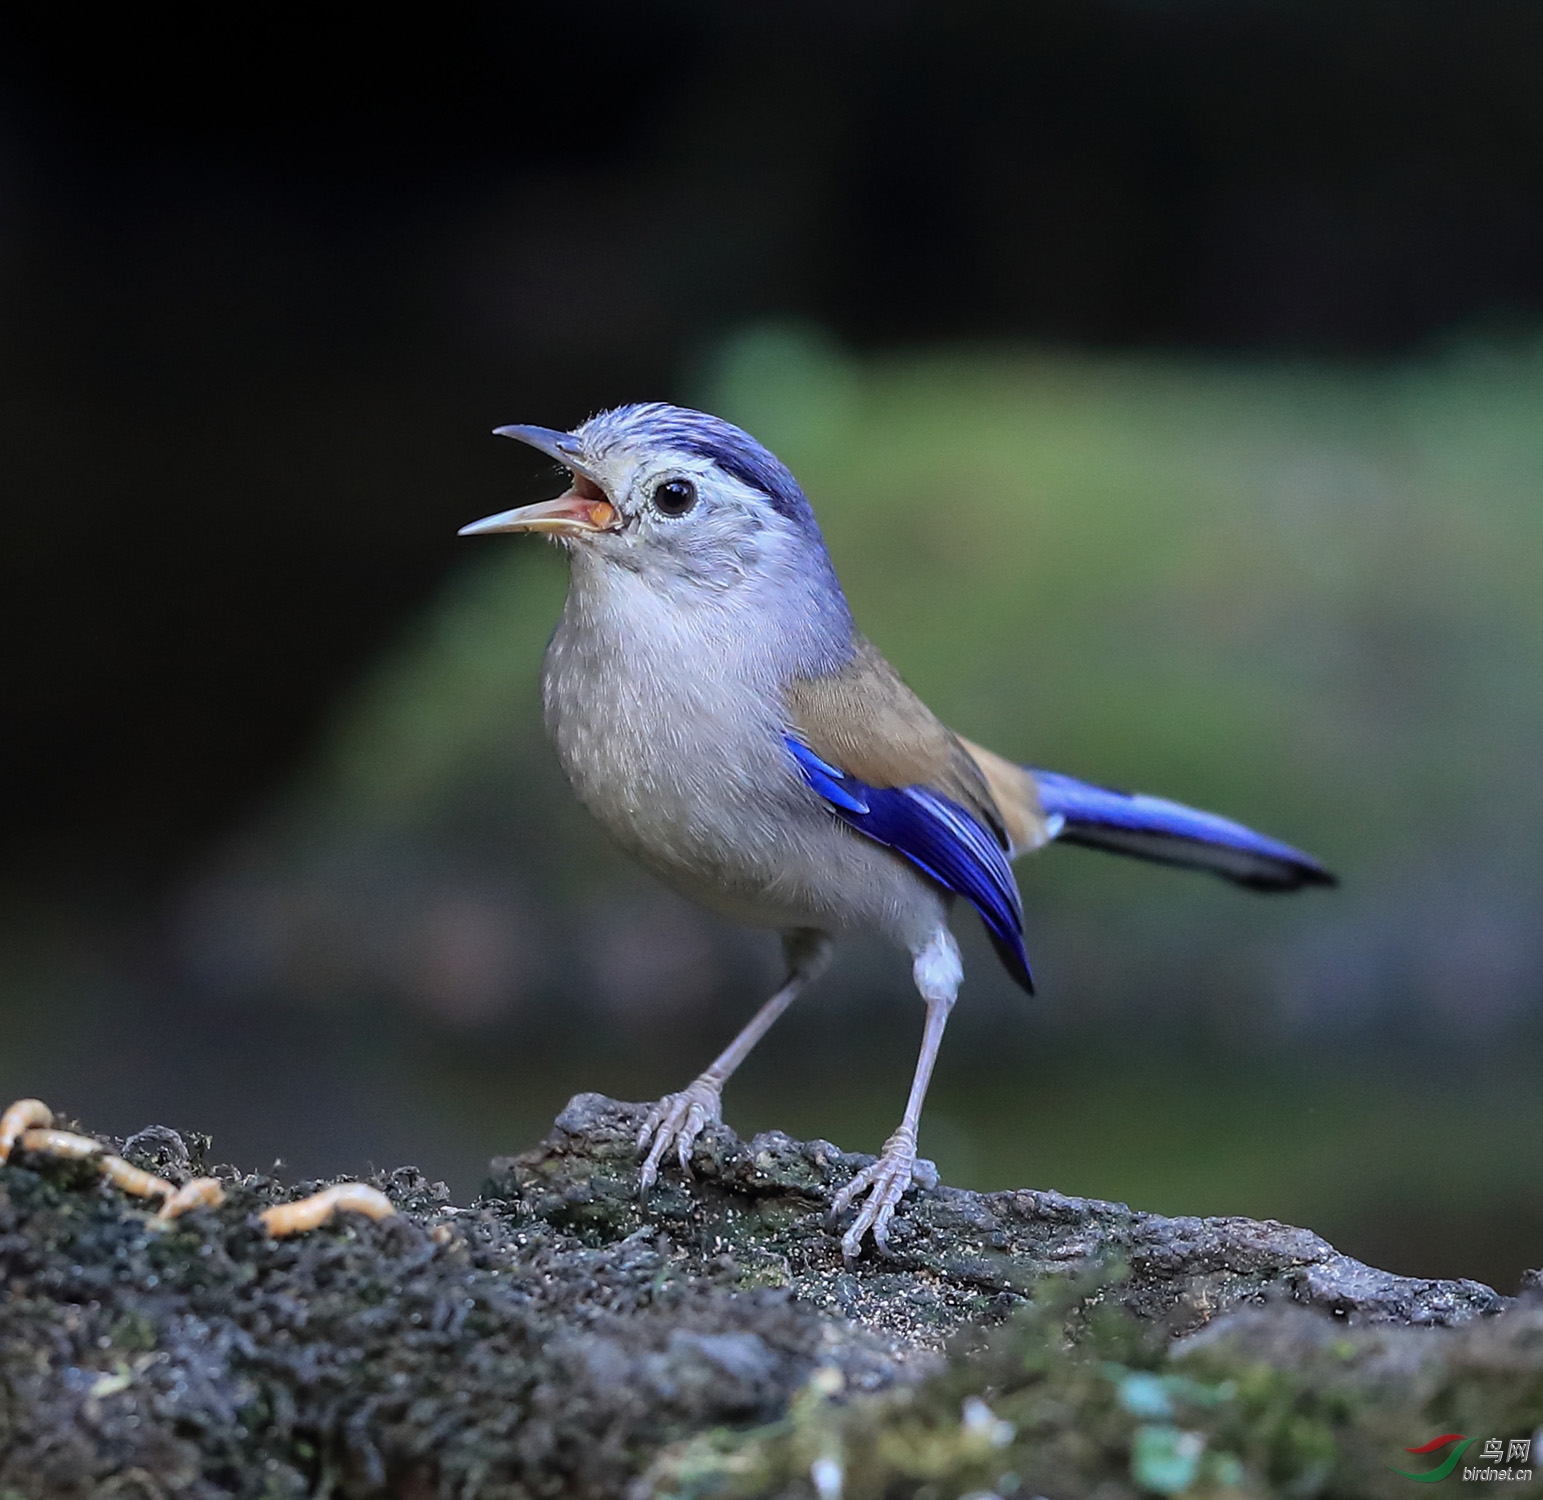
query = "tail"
xmin=1028 ymin=768 xmax=1335 ymax=891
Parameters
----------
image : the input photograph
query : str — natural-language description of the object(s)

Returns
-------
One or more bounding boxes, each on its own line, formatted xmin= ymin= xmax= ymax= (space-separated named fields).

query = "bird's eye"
xmin=652 ymin=477 xmax=697 ymax=517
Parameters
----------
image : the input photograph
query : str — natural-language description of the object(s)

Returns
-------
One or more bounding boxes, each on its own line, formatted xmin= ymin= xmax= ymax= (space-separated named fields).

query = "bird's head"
xmin=459 ymin=403 xmax=847 ymax=618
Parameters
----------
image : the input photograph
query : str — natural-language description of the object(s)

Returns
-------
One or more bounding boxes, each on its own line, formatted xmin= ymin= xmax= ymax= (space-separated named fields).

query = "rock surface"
xmin=0 ymin=1093 xmax=1533 ymax=1499
xmin=501 ymin=1093 xmax=1505 ymax=1348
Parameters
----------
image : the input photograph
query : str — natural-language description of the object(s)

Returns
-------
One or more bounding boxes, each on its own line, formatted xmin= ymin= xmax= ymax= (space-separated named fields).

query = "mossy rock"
xmin=0 ymin=1095 xmax=1534 ymax=1498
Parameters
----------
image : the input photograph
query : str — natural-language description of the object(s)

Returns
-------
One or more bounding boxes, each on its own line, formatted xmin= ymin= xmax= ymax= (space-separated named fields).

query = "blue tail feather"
xmin=1030 ymin=769 xmax=1335 ymax=891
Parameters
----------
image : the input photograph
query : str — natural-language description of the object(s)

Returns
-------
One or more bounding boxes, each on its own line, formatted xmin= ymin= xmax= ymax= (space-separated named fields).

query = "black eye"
xmin=652 ymin=477 xmax=697 ymax=517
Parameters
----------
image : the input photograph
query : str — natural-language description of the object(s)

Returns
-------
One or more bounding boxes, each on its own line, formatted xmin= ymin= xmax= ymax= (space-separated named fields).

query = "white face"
xmin=460 ymin=405 xmax=857 ymax=673
xmin=568 ymin=440 xmax=801 ymax=598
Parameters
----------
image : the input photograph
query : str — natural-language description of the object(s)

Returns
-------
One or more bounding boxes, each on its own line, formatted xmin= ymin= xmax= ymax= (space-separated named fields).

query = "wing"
xmin=784 ymin=639 xmax=1032 ymax=991
xmin=784 ymin=737 xmax=1032 ymax=990
xmin=785 ymin=633 xmax=1013 ymax=834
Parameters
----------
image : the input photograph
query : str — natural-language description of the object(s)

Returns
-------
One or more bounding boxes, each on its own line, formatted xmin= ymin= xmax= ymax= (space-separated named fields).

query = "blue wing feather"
xmin=785 ymin=736 xmax=1034 ymax=991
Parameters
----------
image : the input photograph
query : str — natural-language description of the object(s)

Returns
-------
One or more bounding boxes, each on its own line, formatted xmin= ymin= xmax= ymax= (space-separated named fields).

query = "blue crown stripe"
xmin=584 ymin=402 xmax=815 ymax=526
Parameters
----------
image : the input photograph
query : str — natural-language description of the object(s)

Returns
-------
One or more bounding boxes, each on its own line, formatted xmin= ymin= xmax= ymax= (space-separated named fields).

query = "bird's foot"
xmin=831 ymin=1131 xmax=936 ymax=1261
xmin=637 ymin=1079 xmax=723 ymax=1193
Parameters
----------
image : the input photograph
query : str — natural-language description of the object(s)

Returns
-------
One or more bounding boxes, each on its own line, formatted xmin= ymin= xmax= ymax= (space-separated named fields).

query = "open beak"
xmin=459 ymin=425 xmax=618 ymax=538
xmin=458 ymin=489 xmax=618 ymax=538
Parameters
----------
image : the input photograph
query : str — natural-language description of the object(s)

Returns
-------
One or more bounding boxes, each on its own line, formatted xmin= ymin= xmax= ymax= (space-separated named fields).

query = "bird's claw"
xmin=831 ymin=1134 xmax=928 ymax=1261
xmin=637 ymin=1080 xmax=723 ymax=1193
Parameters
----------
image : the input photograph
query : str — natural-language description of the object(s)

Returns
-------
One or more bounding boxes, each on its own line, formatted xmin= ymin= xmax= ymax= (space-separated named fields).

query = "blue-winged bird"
xmin=460 ymin=404 xmax=1334 ymax=1259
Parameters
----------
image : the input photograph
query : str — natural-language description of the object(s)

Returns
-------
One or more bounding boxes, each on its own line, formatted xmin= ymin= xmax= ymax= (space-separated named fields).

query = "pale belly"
xmin=541 ymin=618 xmax=945 ymax=950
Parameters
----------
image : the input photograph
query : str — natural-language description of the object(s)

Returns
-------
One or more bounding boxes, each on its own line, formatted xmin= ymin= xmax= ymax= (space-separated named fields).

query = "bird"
xmin=458 ymin=402 xmax=1335 ymax=1261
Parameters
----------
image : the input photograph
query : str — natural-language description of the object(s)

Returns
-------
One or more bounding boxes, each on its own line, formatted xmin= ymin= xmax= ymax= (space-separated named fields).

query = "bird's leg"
xmin=639 ymin=929 xmax=832 ymax=1192
xmin=832 ymin=927 xmax=961 ymax=1261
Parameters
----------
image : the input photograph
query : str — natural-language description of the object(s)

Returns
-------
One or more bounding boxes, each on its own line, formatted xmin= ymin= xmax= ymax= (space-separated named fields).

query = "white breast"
xmin=541 ymin=553 xmax=944 ymax=949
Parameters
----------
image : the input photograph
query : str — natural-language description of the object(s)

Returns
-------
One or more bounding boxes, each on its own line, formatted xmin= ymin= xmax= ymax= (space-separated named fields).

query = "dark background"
xmin=3 ymin=3 xmax=1542 ymax=1287
xmin=7 ymin=1 xmax=1543 ymax=885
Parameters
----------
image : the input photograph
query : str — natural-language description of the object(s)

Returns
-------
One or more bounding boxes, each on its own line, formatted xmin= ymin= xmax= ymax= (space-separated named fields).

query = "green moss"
xmin=648 ymin=1278 xmax=1543 ymax=1500
xmin=107 ymin=1311 xmax=157 ymax=1353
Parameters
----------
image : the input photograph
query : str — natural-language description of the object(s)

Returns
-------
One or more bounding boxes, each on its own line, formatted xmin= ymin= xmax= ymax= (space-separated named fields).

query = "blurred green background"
xmin=3 ymin=6 xmax=1542 ymax=1293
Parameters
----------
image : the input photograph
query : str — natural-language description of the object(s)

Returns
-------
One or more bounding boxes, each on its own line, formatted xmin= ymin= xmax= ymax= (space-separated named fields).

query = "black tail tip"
xmin=1236 ymin=862 xmax=1339 ymax=893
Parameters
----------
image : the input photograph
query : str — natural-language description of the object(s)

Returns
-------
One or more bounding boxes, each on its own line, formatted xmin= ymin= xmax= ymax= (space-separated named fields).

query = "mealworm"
xmin=0 ymin=1099 xmax=54 ymax=1163
xmin=260 ymin=1183 xmax=396 ymax=1236
xmin=158 ymin=1177 xmax=226 ymax=1219
xmin=19 ymin=1128 xmax=103 ymax=1161
xmin=101 ymin=1155 xmax=175 ymax=1201
xmin=3 ymin=1098 xmax=393 ymax=1238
